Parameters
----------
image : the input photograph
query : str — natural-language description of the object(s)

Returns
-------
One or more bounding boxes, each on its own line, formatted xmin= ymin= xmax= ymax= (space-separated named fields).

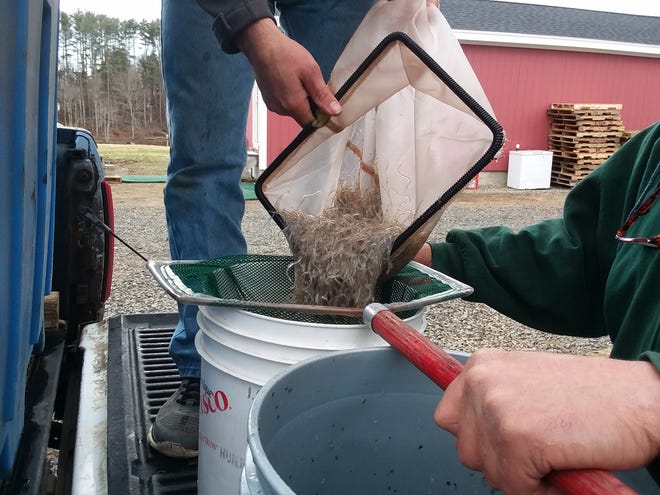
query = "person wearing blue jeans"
xmin=149 ymin=0 xmax=385 ymax=459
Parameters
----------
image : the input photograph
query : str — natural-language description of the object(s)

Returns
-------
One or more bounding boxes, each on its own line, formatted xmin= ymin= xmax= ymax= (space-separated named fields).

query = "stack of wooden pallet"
xmin=621 ymin=129 xmax=639 ymax=146
xmin=547 ymin=103 xmax=624 ymax=187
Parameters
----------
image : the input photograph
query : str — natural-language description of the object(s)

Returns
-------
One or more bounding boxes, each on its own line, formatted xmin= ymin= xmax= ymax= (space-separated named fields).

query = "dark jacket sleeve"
xmin=196 ymin=0 xmax=275 ymax=53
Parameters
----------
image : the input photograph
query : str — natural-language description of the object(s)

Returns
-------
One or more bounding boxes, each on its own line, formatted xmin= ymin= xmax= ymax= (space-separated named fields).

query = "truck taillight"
xmin=102 ymin=180 xmax=115 ymax=301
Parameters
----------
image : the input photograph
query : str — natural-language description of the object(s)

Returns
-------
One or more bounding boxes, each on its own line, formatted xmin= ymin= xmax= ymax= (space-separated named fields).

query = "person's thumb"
xmin=305 ymin=80 xmax=342 ymax=119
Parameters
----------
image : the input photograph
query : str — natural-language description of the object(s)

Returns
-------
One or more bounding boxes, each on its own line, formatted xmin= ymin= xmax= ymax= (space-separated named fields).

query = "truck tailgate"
xmin=75 ymin=313 xmax=197 ymax=494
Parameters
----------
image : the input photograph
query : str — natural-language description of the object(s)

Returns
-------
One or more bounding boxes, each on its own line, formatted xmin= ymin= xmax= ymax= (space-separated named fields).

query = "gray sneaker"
xmin=148 ymin=378 xmax=200 ymax=458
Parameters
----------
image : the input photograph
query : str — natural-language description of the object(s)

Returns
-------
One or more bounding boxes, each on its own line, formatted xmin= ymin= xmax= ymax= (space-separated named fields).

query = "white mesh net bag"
xmin=256 ymin=0 xmax=504 ymax=304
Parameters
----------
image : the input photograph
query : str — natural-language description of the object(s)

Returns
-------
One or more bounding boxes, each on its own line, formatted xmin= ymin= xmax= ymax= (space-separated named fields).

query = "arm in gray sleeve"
xmin=196 ymin=0 xmax=275 ymax=53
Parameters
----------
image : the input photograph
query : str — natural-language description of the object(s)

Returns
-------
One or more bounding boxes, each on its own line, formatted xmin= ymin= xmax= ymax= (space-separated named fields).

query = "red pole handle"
xmin=365 ymin=305 xmax=638 ymax=495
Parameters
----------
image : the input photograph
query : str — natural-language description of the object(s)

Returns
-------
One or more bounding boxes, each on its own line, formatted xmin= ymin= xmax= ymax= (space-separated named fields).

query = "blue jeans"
xmin=161 ymin=0 xmax=377 ymax=378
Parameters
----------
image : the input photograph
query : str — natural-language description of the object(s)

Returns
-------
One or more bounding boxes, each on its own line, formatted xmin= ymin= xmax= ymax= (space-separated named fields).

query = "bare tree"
xmin=57 ymin=11 xmax=166 ymax=142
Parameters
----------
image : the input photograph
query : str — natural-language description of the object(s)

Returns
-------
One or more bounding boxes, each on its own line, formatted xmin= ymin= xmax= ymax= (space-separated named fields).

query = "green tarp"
xmin=120 ymin=175 xmax=257 ymax=200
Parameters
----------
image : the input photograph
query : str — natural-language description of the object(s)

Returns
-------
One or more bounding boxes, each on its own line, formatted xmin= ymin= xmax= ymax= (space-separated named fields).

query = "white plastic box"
xmin=507 ymin=150 xmax=553 ymax=189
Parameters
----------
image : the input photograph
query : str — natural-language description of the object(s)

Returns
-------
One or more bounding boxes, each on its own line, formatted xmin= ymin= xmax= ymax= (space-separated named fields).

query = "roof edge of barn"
xmin=454 ymin=30 xmax=660 ymax=58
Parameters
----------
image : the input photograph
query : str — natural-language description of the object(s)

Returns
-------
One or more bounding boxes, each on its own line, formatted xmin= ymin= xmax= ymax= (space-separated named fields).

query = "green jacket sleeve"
xmin=430 ymin=123 xmax=659 ymax=338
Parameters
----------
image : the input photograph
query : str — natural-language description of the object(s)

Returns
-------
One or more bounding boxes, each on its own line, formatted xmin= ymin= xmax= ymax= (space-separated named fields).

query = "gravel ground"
xmin=105 ymin=184 xmax=612 ymax=356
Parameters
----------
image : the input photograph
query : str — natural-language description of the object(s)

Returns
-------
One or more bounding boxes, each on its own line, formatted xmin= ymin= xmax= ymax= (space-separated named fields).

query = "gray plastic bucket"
xmin=242 ymin=347 xmax=658 ymax=495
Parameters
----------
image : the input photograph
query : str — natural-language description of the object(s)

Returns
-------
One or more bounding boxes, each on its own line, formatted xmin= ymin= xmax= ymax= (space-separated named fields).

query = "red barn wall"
xmin=262 ymin=45 xmax=660 ymax=171
xmin=462 ymin=45 xmax=660 ymax=171
xmin=266 ymin=114 xmax=299 ymax=165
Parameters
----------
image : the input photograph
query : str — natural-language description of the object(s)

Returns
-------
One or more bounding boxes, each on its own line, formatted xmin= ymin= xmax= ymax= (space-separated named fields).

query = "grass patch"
xmin=99 ymin=143 xmax=169 ymax=175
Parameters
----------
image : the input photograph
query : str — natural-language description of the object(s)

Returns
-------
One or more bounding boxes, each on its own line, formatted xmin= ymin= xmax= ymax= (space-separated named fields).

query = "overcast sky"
xmin=59 ymin=0 xmax=659 ymax=20
xmin=60 ymin=0 xmax=161 ymax=20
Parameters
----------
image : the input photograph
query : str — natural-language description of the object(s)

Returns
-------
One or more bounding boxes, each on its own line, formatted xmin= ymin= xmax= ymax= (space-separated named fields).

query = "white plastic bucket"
xmin=195 ymin=305 xmax=426 ymax=495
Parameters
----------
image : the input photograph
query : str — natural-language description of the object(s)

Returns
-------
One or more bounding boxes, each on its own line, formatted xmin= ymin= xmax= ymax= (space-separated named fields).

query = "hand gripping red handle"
xmin=363 ymin=304 xmax=638 ymax=495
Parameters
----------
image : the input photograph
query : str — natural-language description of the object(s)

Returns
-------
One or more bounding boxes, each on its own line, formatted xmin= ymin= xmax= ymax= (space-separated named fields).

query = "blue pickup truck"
xmin=1 ymin=1 xmax=196 ymax=493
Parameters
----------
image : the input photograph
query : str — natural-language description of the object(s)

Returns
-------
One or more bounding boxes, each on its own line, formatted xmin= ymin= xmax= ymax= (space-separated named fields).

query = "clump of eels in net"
xmin=280 ymin=184 xmax=404 ymax=308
